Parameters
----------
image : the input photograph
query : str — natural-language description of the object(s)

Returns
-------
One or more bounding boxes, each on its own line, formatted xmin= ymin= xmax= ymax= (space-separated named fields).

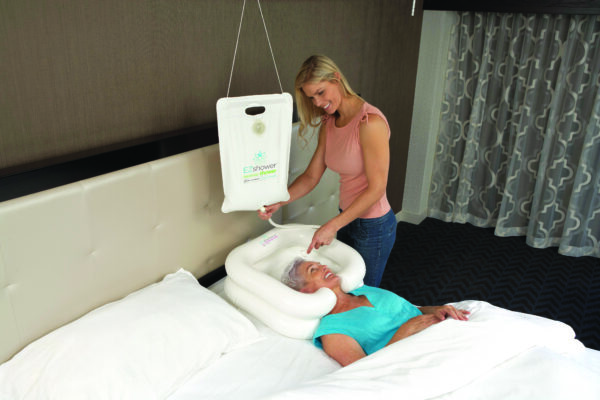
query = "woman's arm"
xmin=259 ymin=123 xmax=328 ymax=219
xmin=320 ymin=333 xmax=367 ymax=367
xmin=334 ymin=114 xmax=390 ymax=228
xmin=323 ymin=314 xmax=442 ymax=366
xmin=308 ymin=114 xmax=390 ymax=252
xmin=386 ymin=305 xmax=470 ymax=346
xmin=385 ymin=314 xmax=442 ymax=347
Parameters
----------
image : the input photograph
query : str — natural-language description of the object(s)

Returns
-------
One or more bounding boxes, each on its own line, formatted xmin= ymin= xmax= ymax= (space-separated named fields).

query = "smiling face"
xmin=301 ymin=79 xmax=343 ymax=115
xmin=297 ymin=260 xmax=341 ymax=293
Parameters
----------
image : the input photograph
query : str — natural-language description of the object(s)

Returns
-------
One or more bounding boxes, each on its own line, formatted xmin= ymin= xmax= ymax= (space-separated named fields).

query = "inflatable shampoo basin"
xmin=224 ymin=225 xmax=365 ymax=339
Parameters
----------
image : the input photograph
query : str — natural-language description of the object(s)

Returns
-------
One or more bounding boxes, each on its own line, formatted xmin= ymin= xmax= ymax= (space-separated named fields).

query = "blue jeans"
xmin=336 ymin=209 xmax=397 ymax=287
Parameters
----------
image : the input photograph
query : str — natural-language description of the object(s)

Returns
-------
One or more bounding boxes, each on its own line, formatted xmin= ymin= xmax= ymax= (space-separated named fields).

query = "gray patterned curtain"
xmin=429 ymin=12 xmax=600 ymax=258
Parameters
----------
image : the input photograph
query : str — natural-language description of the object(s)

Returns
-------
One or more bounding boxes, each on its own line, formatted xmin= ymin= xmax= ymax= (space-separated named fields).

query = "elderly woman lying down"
xmin=282 ymin=258 xmax=470 ymax=366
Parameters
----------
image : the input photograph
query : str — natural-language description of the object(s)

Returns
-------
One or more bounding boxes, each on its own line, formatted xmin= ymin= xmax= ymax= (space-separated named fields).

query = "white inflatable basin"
xmin=224 ymin=225 xmax=365 ymax=339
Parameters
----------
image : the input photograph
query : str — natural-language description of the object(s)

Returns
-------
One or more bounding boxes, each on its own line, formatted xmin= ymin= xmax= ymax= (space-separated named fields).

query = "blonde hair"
xmin=294 ymin=55 xmax=360 ymax=141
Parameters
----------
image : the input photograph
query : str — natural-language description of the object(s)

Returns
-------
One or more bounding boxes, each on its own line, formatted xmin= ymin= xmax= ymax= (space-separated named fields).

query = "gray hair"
xmin=281 ymin=257 xmax=307 ymax=290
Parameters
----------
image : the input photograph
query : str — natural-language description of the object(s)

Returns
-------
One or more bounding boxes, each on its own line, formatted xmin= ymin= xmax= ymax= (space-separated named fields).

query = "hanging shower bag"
xmin=217 ymin=92 xmax=293 ymax=213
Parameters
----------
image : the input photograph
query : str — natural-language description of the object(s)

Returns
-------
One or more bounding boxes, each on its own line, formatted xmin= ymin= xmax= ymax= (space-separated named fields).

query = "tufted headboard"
xmin=0 ymin=123 xmax=338 ymax=363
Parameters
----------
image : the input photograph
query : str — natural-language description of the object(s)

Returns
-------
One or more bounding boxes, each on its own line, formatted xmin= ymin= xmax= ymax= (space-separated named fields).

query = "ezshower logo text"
xmin=243 ymin=150 xmax=278 ymax=183
xmin=243 ymin=163 xmax=278 ymax=182
xmin=243 ymin=163 xmax=277 ymax=173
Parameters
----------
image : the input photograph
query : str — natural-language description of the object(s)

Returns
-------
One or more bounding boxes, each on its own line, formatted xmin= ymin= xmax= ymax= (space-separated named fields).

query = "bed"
xmin=1 ymin=124 xmax=599 ymax=400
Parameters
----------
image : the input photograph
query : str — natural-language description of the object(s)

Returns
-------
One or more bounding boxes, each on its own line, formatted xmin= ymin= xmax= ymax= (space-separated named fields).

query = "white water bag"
xmin=217 ymin=93 xmax=293 ymax=213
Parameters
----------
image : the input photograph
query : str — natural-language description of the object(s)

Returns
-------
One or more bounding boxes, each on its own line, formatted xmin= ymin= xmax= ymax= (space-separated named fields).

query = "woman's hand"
xmin=257 ymin=203 xmax=282 ymax=220
xmin=307 ymin=221 xmax=338 ymax=254
xmin=419 ymin=305 xmax=470 ymax=321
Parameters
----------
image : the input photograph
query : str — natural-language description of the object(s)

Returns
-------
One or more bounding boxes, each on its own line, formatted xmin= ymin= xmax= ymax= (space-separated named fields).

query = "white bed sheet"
xmin=436 ymin=346 xmax=600 ymax=400
xmin=169 ymin=280 xmax=600 ymax=400
xmin=167 ymin=280 xmax=339 ymax=400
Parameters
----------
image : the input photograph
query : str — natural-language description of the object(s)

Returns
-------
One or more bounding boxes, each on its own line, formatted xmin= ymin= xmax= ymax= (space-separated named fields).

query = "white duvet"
xmin=263 ymin=300 xmax=600 ymax=400
xmin=169 ymin=285 xmax=600 ymax=400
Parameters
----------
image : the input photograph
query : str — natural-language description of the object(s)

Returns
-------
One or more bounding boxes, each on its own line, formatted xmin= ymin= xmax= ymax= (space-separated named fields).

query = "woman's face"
xmin=301 ymin=79 xmax=342 ymax=115
xmin=298 ymin=260 xmax=340 ymax=293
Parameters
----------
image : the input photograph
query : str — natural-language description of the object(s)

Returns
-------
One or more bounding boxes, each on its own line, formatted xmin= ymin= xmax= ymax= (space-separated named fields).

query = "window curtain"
xmin=428 ymin=12 xmax=600 ymax=258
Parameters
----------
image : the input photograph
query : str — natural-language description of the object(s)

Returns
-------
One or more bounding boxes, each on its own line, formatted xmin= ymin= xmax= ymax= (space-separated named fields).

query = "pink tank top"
xmin=323 ymin=102 xmax=392 ymax=219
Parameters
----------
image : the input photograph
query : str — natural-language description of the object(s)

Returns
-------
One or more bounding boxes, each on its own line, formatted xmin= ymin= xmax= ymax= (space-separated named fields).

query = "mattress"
xmin=168 ymin=279 xmax=600 ymax=400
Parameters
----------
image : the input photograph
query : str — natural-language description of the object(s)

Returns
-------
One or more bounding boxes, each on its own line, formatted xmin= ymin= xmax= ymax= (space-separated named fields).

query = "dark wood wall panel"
xmin=1 ymin=0 xmax=424 ymax=211
xmin=364 ymin=1 xmax=424 ymax=212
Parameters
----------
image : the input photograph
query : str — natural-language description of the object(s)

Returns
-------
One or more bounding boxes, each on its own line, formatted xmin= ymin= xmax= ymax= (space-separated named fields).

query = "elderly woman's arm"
xmin=320 ymin=306 xmax=470 ymax=367
xmin=320 ymin=316 xmax=439 ymax=367
xmin=320 ymin=334 xmax=367 ymax=367
xmin=386 ymin=314 xmax=442 ymax=346
xmin=321 ymin=317 xmax=438 ymax=367
xmin=387 ymin=305 xmax=470 ymax=346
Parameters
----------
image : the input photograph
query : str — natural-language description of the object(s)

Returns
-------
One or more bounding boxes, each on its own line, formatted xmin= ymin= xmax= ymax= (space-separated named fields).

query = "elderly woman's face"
xmin=298 ymin=260 xmax=340 ymax=293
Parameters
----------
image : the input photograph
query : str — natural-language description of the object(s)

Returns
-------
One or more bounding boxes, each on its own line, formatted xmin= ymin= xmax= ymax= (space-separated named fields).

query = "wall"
xmin=0 ymin=0 xmax=422 ymax=214
xmin=399 ymin=11 xmax=455 ymax=223
xmin=0 ymin=0 xmax=371 ymax=172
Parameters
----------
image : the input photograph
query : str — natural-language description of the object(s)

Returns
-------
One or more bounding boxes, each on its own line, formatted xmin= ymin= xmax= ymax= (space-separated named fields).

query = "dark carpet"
xmin=380 ymin=217 xmax=600 ymax=351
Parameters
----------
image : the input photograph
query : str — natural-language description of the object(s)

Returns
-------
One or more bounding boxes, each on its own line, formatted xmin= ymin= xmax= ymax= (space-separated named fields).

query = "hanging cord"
xmin=226 ymin=0 xmax=284 ymax=97
xmin=226 ymin=0 xmax=246 ymax=97
xmin=226 ymin=0 xmax=302 ymax=229
xmin=260 ymin=207 xmax=320 ymax=230
xmin=256 ymin=0 xmax=283 ymax=94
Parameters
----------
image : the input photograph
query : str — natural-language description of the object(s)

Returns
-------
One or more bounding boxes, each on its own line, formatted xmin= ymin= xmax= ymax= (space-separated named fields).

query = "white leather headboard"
xmin=284 ymin=124 xmax=339 ymax=224
xmin=0 ymin=123 xmax=338 ymax=363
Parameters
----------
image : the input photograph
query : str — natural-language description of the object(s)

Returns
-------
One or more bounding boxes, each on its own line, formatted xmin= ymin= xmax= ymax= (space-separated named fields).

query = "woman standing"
xmin=259 ymin=55 xmax=396 ymax=287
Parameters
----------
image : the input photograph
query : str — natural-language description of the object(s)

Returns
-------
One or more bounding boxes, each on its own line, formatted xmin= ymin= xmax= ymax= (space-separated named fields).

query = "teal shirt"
xmin=313 ymin=285 xmax=422 ymax=355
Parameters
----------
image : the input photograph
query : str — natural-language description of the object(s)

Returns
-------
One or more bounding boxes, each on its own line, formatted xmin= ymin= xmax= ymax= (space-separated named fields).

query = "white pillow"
xmin=0 ymin=269 xmax=261 ymax=400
